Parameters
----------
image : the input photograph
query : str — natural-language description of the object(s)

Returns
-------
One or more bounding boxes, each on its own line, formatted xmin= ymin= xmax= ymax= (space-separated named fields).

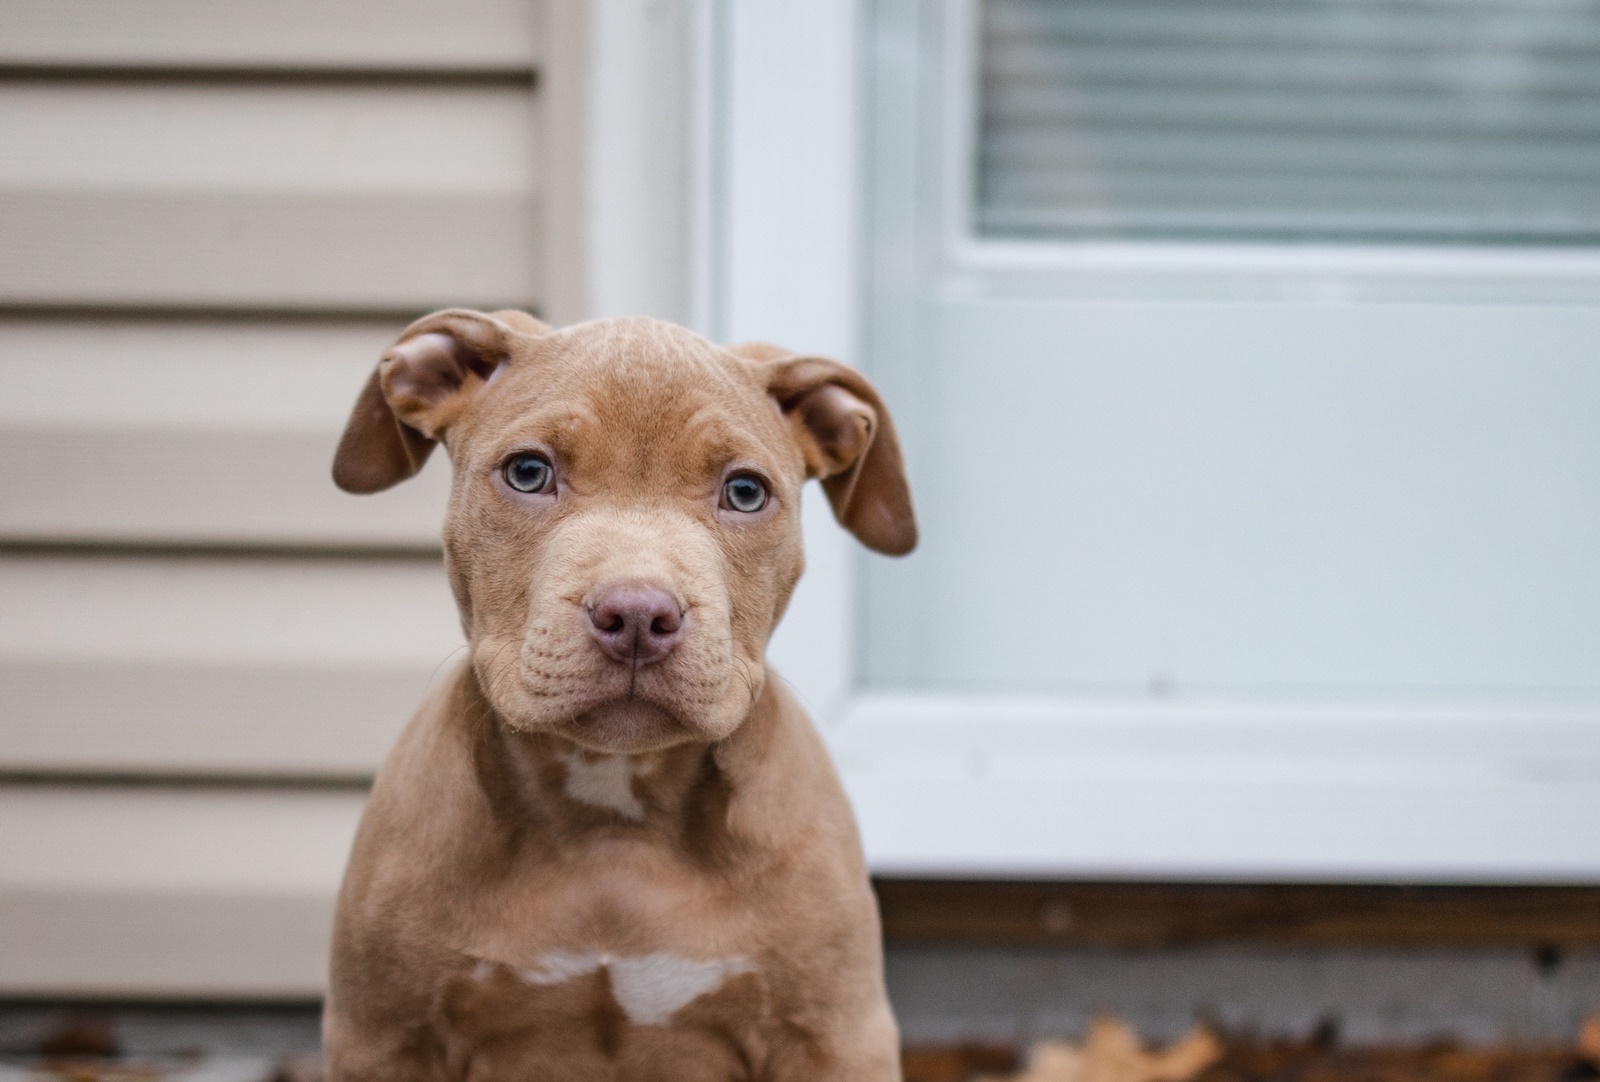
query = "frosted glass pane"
xmin=862 ymin=301 xmax=1600 ymax=699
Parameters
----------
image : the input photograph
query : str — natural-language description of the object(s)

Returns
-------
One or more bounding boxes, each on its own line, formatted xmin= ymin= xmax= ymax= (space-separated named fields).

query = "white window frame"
xmin=602 ymin=0 xmax=1600 ymax=884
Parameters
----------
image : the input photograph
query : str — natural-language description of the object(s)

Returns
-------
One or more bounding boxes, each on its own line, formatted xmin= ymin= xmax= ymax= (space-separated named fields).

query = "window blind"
xmin=978 ymin=0 xmax=1600 ymax=244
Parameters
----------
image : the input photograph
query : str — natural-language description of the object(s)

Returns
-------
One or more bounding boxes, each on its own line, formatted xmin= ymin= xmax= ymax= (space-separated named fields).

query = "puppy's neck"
xmin=503 ymin=728 xmax=714 ymax=828
xmin=459 ymin=664 xmax=739 ymax=839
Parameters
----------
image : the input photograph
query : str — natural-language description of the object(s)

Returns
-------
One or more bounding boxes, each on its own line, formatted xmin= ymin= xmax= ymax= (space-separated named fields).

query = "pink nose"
xmin=586 ymin=583 xmax=684 ymax=665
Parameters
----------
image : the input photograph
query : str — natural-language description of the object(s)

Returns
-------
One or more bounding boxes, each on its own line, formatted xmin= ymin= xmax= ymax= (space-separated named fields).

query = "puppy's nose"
xmin=586 ymin=583 xmax=684 ymax=665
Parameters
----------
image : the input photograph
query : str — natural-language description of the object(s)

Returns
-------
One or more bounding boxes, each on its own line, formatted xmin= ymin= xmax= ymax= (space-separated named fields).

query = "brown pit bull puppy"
xmin=324 ymin=309 xmax=916 ymax=1081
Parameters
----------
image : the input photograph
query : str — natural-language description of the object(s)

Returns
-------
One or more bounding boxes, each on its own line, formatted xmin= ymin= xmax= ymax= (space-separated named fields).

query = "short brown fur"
xmin=325 ymin=310 xmax=915 ymax=1081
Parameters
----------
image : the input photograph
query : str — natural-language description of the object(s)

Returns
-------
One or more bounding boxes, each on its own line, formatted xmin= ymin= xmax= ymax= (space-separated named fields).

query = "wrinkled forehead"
xmin=464 ymin=318 xmax=794 ymax=474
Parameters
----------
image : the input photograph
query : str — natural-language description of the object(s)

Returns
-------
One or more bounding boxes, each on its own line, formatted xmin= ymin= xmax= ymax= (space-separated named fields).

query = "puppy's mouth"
xmin=559 ymin=652 xmax=704 ymax=752
xmin=480 ymin=636 xmax=708 ymax=753
xmin=564 ymin=698 xmax=687 ymax=754
xmin=475 ymin=598 xmax=744 ymax=752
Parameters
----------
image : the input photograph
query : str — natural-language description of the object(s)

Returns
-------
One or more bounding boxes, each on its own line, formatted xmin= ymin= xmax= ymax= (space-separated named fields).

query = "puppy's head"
xmin=333 ymin=309 xmax=915 ymax=753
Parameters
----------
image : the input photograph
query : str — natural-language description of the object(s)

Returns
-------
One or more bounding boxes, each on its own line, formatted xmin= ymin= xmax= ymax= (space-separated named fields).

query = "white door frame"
xmin=576 ymin=0 xmax=865 ymax=716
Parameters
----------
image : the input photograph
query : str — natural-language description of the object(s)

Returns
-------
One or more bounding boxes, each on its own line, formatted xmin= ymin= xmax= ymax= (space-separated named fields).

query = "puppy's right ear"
xmin=332 ymin=308 xmax=546 ymax=494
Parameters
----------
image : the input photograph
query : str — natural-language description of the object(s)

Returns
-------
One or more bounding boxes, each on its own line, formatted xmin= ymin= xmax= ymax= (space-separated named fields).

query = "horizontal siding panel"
xmin=0 ymin=83 xmax=537 ymax=192
xmin=0 ymin=0 xmax=541 ymax=71
xmin=0 ymin=428 xmax=451 ymax=547
xmin=0 ymin=189 xmax=540 ymax=311
xmin=0 ymin=318 xmax=449 ymax=547
xmin=0 ymin=83 xmax=540 ymax=309
xmin=1 ymin=659 xmax=441 ymax=776
xmin=0 ymin=318 xmax=400 ymax=428
xmin=0 ymin=786 xmax=362 ymax=996
xmin=0 ymin=555 xmax=463 ymax=775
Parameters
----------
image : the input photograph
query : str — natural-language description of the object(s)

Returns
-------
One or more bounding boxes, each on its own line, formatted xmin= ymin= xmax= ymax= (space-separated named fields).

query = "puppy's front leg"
xmin=323 ymin=1007 xmax=448 ymax=1082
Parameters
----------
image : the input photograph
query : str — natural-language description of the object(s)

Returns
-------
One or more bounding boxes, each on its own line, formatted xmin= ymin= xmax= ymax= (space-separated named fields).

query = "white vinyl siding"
xmin=0 ymin=82 xmax=540 ymax=310
xmin=0 ymin=555 xmax=460 ymax=776
xmin=0 ymin=0 xmax=562 ymax=996
xmin=0 ymin=786 xmax=364 ymax=997
xmin=0 ymin=0 xmax=540 ymax=71
xmin=0 ymin=318 xmax=449 ymax=546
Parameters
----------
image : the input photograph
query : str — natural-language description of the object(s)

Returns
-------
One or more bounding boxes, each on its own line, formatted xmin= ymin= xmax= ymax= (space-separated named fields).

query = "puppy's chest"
xmin=450 ymin=939 xmax=763 ymax=1023
xmin=440 ymin=948 xmax=770 ymax=1081
xmin=436 ymin=873 xmax=775 ymax=1080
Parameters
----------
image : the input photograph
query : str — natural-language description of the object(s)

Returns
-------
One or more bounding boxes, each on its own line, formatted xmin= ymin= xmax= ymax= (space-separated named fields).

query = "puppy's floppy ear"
xmin=332 ymin=308 xmax=544 ymax=494
xmin=758 ymin=350 xmax=917 ymax=556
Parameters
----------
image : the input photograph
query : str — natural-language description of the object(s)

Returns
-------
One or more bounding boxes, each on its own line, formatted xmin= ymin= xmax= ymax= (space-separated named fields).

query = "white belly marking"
xmin=519 ymin=951 xmax=754 ymax=1025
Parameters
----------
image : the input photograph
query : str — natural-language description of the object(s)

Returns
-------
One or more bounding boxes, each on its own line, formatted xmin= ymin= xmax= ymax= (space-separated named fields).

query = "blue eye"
xmin=504 ymin=453 xmax=553 ymax=493
xmin=722 ymin=474 xmax=768 ymax=513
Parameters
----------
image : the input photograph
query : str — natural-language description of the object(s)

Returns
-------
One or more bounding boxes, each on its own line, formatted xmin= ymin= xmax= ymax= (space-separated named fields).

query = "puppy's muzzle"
xmin=586 ymin=582 xmax=685 ymax=666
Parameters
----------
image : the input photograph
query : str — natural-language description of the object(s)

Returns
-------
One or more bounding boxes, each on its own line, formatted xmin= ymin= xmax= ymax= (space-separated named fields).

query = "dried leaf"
xmin=977 ymin=1018 xmax=1222 ymax=1082
xmin=1579 ymin=1016 xmax=1600 ymax=1067
xmin=1146 ymin=1027 xmax=1224 ymax=1082
xmin=1082 ymin=1017 xmax=1147 ymax=1082
xmin=39 ymin=1014 xmax=120 ymax=1059
xmin=974 ymin=1040 xmax=1078 ymax=1082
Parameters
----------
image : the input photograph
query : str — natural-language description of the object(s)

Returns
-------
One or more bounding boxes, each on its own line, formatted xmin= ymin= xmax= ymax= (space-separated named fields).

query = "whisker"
xmin=425 ymin=643 xmax=472 ymax=692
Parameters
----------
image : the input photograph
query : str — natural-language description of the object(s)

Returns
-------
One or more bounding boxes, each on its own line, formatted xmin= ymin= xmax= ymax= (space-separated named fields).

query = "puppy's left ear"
xmin=762 ymin=353 xmax=917 ymax=556
xmin=333 ymin=308 xmax=545 ymax=494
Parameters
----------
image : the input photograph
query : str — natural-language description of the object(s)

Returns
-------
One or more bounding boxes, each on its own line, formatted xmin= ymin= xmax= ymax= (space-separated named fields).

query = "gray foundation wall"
xmin=2 ymin=947 xmax=1597 ymax=1063
xmin=886 ymin=945 xmax=1600 ymax=1046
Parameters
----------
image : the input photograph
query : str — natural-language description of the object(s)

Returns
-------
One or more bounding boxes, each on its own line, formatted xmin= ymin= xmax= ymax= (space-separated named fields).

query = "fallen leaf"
xmin=39 ymin=1014 xmax=120 ymax=1059
xmin=1002 ymin=1039 xmax=1084 ymax=1082
xmin=976 ymin=1018 xmax=1222 ymax=1082
xmin=1082 ymin=1017 xmax=1145 ymax=1082
xmin=1146 ymin=1027 xmax=1224 ymax=1082
xmin=1579 ymin=1016 xmax=1600 ymax=1067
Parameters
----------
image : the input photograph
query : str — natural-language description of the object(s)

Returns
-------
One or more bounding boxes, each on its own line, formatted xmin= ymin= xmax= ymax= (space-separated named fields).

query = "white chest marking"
xmin=559 ymin=751 xmax=644 ymax=821
xmin=519 ymin=951 xmax=754 ymax=1025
